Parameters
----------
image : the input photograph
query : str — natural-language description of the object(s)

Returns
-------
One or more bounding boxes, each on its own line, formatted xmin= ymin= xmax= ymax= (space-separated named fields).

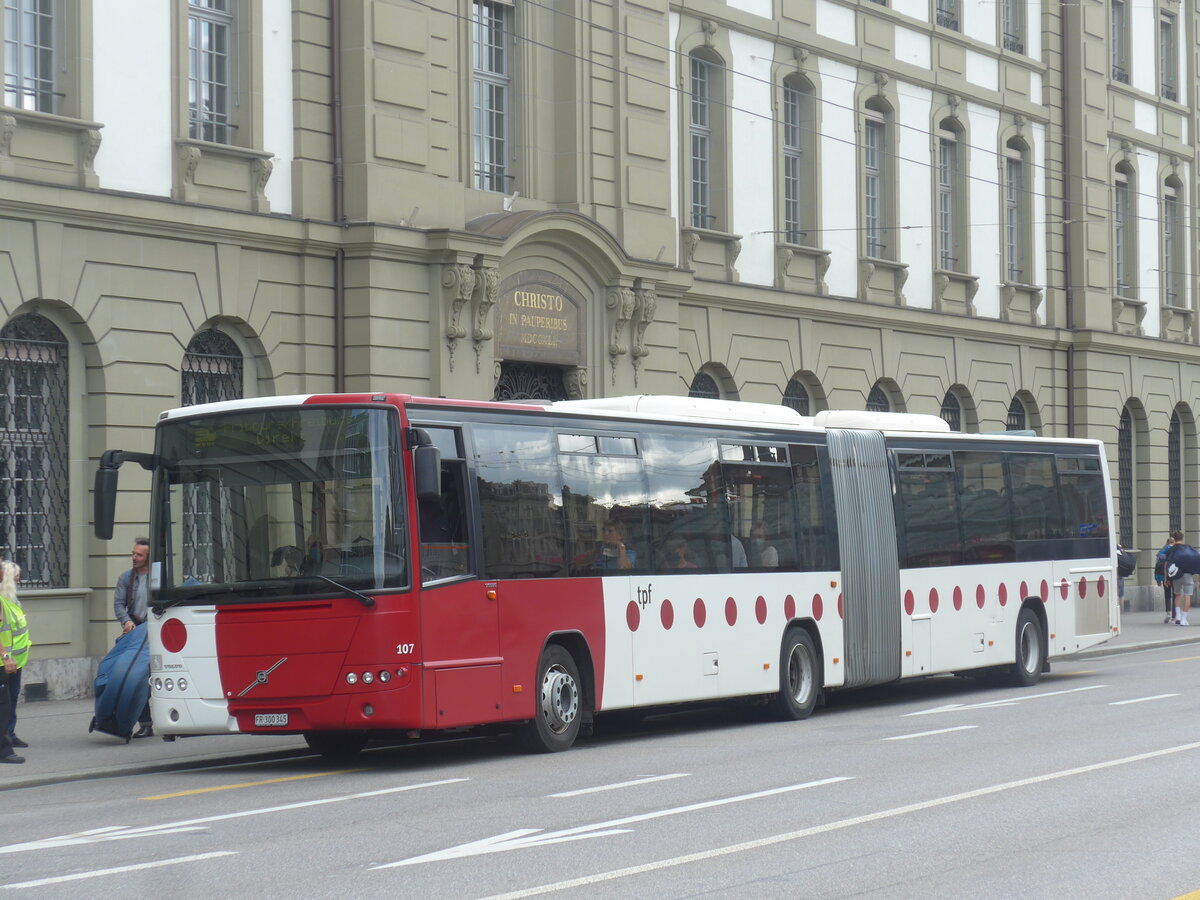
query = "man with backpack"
xmin=1157 ymin=535 xmax=1176 ymax=623
xmin=112 ymin=537 xmax=153 ymax=736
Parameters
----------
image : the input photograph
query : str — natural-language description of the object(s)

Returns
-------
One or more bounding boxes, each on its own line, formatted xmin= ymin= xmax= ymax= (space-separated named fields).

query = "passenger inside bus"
xmin=661 ymin=535 xmax=697 ymax=569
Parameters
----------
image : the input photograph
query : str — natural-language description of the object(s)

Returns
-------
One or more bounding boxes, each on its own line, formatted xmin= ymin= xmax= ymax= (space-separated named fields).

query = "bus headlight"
xmin=346 ymin=672 xmax=358 ymax=685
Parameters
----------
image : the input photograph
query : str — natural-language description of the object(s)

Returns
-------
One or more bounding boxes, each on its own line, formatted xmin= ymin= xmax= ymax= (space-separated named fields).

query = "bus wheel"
xmin=1009 ymin=608 xmax=1045 ymax=687
xmin=521 ymin=645 xmax=582 ymax=752
xmin=770 ymin=627 xmax=820 ymax=721
xmin=304 ymin=731 xmax=368 ymax=758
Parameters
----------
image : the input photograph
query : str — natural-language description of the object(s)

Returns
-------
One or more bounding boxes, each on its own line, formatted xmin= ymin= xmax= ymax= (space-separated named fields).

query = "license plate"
xmin=254 ymin=713 xmax=288 ymax=727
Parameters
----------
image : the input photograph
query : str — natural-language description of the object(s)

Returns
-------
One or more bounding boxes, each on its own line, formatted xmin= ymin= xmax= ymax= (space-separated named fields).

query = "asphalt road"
xmin=3 ymin=628 xmax=1199 ymax=899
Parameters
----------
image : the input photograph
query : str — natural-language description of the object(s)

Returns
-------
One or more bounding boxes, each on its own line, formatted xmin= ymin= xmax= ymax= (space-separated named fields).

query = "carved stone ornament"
xmin=473 ymin=266 xmax=500 ymax=374
xmin=178 ymin=144 xmax=201 ymax=185
xmin=858 ymin=259 xmax=875 ymax=300
xmin=252 ymin=157 xmax=273 ymax=197
xmin=80 ymin=129 xmax=102 ymax=170
xmin=682 ymin=230 xmax=701 ymax=271
xmin=776 ymin=247 xmax=794 ymax=285
xmin=563 ymin=367 xmax=588 ymax=400
xmin=725 ymin=238 xmax=742 ymax=282
xmin=0 ymin=115 xmax=14 ymax=157
xmin=874 ymin=71 xmax=889 ymax=94
xmin=701 ymin=19 xmax=717 ymax=46
xmin=794 ymin=46 xmax=808 ymax=68
xmin=442 ymin=264 xmax=477 ymax=372
xmin=607 ymin=286 xmax=636 ymax=384
xmin=632 ymin=285 xmax=658 ymax=386
xmin=816 ymin=251 xmax=831 ymax=294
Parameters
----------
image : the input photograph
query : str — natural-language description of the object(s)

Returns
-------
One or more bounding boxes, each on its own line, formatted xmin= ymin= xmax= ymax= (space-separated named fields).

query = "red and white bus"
xmin=93 ymin=393 xmax=1119 ymax=755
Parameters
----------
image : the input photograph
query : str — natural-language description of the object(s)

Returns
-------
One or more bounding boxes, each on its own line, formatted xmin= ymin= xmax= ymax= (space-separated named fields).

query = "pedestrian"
xmin=0 ymin=561 xmax=30 ymax=751
xmin=1166 ymin=531 xmax=1195 ymax=627
xmin=113 ymin=537 xmax=153 ymax=737
xmin=1157 ymin=535 xmax=1176 ymax=623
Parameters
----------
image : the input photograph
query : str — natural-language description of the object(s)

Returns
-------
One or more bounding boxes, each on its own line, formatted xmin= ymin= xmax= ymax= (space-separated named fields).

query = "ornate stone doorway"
xmin=492 ymin=361 xmax=568 ymax=401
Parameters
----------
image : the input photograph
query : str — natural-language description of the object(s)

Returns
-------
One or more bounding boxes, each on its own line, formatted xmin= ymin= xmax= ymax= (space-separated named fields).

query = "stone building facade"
xmin=0 ymin=0 xmax=1194 ymax=695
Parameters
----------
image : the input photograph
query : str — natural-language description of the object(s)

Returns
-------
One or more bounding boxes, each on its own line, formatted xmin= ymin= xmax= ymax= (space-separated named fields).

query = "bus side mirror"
xmin=408 ymin=429 xmax=442 ymax=502
xmin=94 ymin=466 xmax=118 ymax=540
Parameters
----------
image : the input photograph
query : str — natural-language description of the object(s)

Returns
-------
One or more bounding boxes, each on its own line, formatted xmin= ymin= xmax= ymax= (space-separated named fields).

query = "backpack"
xmin=1116 ymin=548 xmax=1136 ymax=578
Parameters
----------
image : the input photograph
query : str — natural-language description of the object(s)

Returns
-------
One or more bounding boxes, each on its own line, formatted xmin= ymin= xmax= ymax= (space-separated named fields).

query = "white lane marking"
xmin=549 ymin=774 xmax=689 ymax=798
xmin=0 ymin=779 xmax=467 ymax=854
xmin=1109 ymin=693 xmax=1179 ymax=706
xmin=374 ymin=777 xmax=852 ymax=868
xmin=883 ymin=725 xmax=978 ymax=741
xmin=473 ymin=741 xmax=1200 ymax=900
xmin=905 ymin=684 xmax=1107 ymax=716
xmin=1 ymin=852 xmax=236 ymax=890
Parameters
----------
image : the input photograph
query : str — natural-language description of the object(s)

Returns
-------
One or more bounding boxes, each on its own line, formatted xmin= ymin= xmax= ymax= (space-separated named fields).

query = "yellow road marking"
xmin=1165 ymin=655 xmax=1200 ymax=663
xmin=142 ymin=769 xmax=365 ymax=800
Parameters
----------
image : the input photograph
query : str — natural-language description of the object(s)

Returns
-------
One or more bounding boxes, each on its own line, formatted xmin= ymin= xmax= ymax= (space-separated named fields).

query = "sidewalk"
xmin=2 ymin=609 xmax=1197 ymax=791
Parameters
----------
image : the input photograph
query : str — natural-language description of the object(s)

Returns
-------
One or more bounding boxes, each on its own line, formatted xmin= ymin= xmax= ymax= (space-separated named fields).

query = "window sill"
xmin=858 ymin=256 xmax=909 ymax=305
xmin=681 ymin=226 xmax=743 ymax=283
xmin=777 ymin=243 xmax=831 ymax=295
xmin=0 ymin=108 xmax=103 ymax=187
xmin=1000 ymin=282 xmax=1044 ymax=325
xmin=933 ymin=269 xmax=979 ymax=316
xmin=1110 ymin=294 xmax=1145 ymax=336
xmin=173 ymin=138 xmax=275 ymax=212
xmin=1159 ymin=303 xmax=1190 ymax=341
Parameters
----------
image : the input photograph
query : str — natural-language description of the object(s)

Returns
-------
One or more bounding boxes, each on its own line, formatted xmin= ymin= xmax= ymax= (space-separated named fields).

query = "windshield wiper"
xmin=313 ymin=574 xmax=376 ymax=608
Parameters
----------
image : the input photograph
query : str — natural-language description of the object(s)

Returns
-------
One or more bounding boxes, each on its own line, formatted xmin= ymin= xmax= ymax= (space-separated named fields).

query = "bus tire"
xmin=521 ymin=644 xmax=582 ymax=753
xmin=304 ymin=730 xmax=368 ymax=758
xmin=770 ymin=627 xmax=820 ymax=720
xmin=1008 ymin=608 xmax=1045 ymax=687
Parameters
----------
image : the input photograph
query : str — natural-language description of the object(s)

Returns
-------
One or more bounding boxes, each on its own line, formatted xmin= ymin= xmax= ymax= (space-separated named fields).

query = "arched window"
xmin=688 ymin=371 xmax=721 ymax=400
xmin=0 ymin=313 xmax=69 ymax=587
xmin=937 ymin=119 xmax=967 ymax=272
xmin=940 ymin=391 xmax=961 ymax=431
xmin=1117 ymin=407 xmax=1133 ymax=545
xmin=782 ymin=378 xmax=810 ymax=415
xmin=1169 ymin=411 xmax=1182 ymax=531
xmin=182 ymin=329 xmax=244 ymax=406
xmin=1007 ymin=396 xmax=1027 ymax=431
xmin=866 ymin=383 xmax=890 ymax=412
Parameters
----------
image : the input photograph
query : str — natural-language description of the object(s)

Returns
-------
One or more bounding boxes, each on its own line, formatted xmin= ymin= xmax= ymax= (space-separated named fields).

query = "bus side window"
xmin=417 ymin=428 xmax=472 ymax=583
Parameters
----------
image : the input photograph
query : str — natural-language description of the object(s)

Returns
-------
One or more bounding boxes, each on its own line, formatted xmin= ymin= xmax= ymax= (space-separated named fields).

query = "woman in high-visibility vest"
xmin=0 ymin=561 xmax=30 ymax=750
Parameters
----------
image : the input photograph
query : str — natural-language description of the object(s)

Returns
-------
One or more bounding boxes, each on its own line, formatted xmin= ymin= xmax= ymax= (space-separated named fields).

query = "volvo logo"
xmin=238 ymin=657 xmax=288 ymax=697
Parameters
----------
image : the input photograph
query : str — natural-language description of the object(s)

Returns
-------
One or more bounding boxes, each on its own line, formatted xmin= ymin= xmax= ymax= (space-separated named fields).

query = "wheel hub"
xmin=540 ymin=665 xmax=579 ymax=733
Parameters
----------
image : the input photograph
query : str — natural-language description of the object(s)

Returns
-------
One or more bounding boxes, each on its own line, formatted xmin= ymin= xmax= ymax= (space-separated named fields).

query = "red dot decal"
xmin=976 ymin=584 xmax=986 ymax=609
xmin=998 ymin=583 xmax=1008 ymax=607
xmin=812 ymin=593 xmax=823 ymax=621
xmin=1097 ymin=576 xmax=1106 ymax=598
xmin=953 ymin=586 xmax=963 ymax=610
xmin=1020 ymin=581 xmax=1029 ymax=600
xmin=785 ymin=594 xmax=797 ymax=619
xmin=928 ymin=588 xmax=939 ymax=613
xmin=755 ymin=596 xmax=767 ymax=624
xmin=725 ymin=597 xmax=737 ymax=626
xmin=1078 ymin=577 xmax=1087 ymax=599
xmin=693 ymin=598 xmax=706 ymax=628
xmin=661 ymin=599 xmax=674 ymax=630
xmin=1060 ymin=579 xmax=1069 ymax=600
xmin=1040 ymin=580 xmax=1049 ymax=602
xmin=160 ymin=618 xmax=188 ymax=653
xmin=904 ymin=589 xmax=915 ymax=616
xmin=626 ymin=601 xmax=640 ymax=632
xmin=838 ymin=593 xmax=843 ymax=617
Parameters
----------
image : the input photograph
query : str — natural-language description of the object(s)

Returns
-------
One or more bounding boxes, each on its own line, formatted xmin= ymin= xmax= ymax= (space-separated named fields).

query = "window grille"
xmin=181 ymin=330 xmax=244 ymax=584
xmin=688 ymin=371 xmax=720 ymax=400
xmin=782 ymin=378 xmax=810 ymax=416
xmin=866 ymin=384 xmax=889 ymax=413
xmin=936 ymin=0 xmax=959 ymax=30
xmin=864 ymin=118 xmax=884 ymax=257
xmin=689 ymin=56 xmax=713 ymax=229
xmin=783 ymin=81 xmax=806 ymax=245
xmin=188 ymin=0 xmax=234 ymax=143
xmin=4 ymin=0 xmax=56 ymax=111
xmin=1117 ymin=408 xmax=1132 ymax=547
xmin=937 ymin=136 xmax=957 ymax=270
xmin=493 ymin=362 xmax=568 ymax=401
xmin=472 ymin=0 xmax=511 ymax=192
xmin=1006 ymin=397 xmax=1026 ymax=431
xmin=940 ymin=391 xmax=961 ymax=431
xmin=1169 ymin=412 xmax=1181 ymax=532
xmin=0 ymin=314 xmax=68 ymax=587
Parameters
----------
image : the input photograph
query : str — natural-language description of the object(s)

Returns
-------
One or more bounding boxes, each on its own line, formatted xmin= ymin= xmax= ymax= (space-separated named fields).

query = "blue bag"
xmin=89 ymin=623 xmax=150 ymax=742
xmin=1168 ymin=544 xmax=1200 ymax=576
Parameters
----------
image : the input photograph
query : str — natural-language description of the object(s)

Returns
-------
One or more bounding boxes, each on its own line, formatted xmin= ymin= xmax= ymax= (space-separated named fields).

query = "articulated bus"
xmin=93 ymin=393 xmax=1119 ymax=755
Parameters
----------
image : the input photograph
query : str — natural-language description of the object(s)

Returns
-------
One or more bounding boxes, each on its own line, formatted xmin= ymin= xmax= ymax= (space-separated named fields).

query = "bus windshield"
xmin=151 ymin=405 xmax=408 ymax=604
